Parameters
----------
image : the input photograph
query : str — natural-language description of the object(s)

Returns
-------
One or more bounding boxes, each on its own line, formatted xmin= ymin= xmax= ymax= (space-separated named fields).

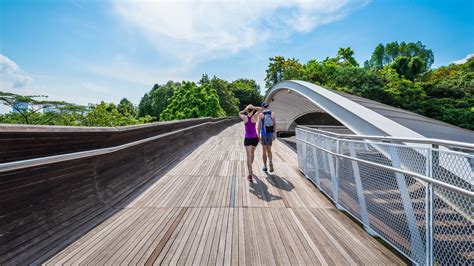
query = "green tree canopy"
xmin=0 ymin=92 xmax=85 ymax=124
xmin=117 ymin=98 xmax=137 ymax=117
xmin=199 ymin=74 xmax=240 ymax=115
xmin=83 ymin=101 xmax=152 ymax=127
xmin=366 ymin=41 xmax=434 ymax=74
xmin=160 ymin=82 xmax=225 ymax=121
xmin=138 ymin=81 xmax=179 ymax=119
xmin=337 ymin=47 xmax=359 ymax=67
xmin=231 ymin=79 xmax=263 ymax=110
xmin=264 ymin=56 xmax=303 ymax=93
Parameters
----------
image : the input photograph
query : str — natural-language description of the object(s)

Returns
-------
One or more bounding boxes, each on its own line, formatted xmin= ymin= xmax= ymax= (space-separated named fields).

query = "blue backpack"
xmin=262 ymin=110 xmax=274 ymax=133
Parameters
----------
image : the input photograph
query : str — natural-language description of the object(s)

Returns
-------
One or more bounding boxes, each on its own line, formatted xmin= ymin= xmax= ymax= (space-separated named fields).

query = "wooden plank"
xmin=184 ymin=207 xmax=216 ymax=265
xmin=270 ymin=208 xmax=307 ymax=265
xmin=261 ymin=208 xmax=291 ymax=265
xmin=224 ymin=208 xmax=234 ymax=266
xmin=93 ymin=208 xmax=156 ymax=265
xmin=195 ymin=207 xmax=220 ymax=265
xmin=216 ymin=208 xmax=230 ymax=265
xmin=252 ymin=208 xmax=276 ymax=265
xmin=118 ymin=208 xmax=174 ymax=265
xmin=131 ymin=208 xmax=181 ymax=265
xmin=237 ymin=207 xmax=246 ymax=266
xmin=160 ymin=207 xmax=200 ymax=264
xmin=144 ymin=207 xmax=187 ymax=266
xmin=176 ymin=207 xmax=210 ymax=265
xmin=244 ymin=208 xmax=260 ymax=265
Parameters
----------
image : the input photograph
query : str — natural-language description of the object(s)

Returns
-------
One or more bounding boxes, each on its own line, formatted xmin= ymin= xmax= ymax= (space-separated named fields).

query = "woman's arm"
xmin=239 ymin=110 xmax=248 ymax=123
xmin=250 ymin=105 xmax=262 ymax=119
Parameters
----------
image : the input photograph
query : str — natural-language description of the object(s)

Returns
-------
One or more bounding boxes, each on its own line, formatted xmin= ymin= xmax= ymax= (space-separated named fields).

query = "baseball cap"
xmin=261 ymin=102 xmax=269 ymax=108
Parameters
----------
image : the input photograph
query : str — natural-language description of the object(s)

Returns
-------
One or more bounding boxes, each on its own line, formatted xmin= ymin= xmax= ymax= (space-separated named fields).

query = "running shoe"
xmin=262 ymin=166 xmax=268 ymax=172
xmin=269 ymin=162 xmax=274 ymax=172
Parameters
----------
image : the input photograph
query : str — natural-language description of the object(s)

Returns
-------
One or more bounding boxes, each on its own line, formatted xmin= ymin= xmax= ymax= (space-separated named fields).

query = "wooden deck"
xmin=45 ymin=124 xmax=404 ymax=265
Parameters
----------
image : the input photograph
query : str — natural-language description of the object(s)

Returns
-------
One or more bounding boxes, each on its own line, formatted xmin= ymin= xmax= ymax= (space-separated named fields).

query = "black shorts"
xmin=244 ymin=137 xmax=259 ymax=146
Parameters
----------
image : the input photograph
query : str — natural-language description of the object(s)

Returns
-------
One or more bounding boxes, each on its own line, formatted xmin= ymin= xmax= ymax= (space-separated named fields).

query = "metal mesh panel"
xmin=432 ymin=185 xmax=473 ymax=265
xmin=340 ymin=139 xmax=429 ymax=175
xmin=431 ymin=149 xmax=473 ymax=265
xmin=295 ymin=127 xmax=473 ymax=266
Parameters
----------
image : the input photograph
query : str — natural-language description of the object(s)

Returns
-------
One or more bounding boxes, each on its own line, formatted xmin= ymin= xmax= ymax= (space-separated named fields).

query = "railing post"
xmin=301 ymin=131 xmax=308 ymax=177
xmin=388 ymin=143 xmax=425 ymax=264
xmin=425 ymin=145 xmax=436 ymax=265
xmin=348 ymin=141 xmax=377 ymax=236
xmin=312 ymin=134 xmax=321 ymax=189
xmin=334 ymin=139 xmax=343 ymax=210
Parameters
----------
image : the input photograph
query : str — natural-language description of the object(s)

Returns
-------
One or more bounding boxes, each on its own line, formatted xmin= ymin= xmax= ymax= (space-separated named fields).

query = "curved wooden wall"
xmin=0 ymin=118 xmax=239 ymax=264
xmin=0 ymin=117 xmax=224 ymax=163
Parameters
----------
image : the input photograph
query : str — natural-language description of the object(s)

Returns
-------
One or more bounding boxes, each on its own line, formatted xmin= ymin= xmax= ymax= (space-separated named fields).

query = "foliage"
xmin=138 ymin=81 xmax=179 ymax=120
xmin=231 ymin=79 xmax=263 ymax=110
xmin=337 ymin=47 xmax=359 ymax=67
xmin=199 ymin=74 xmax=240 ymax=115
xmin=0 ymin=92 xmax=152 ymax=127
xmin=263 ymin=41 xmax=473 ymax=130
xmin=0 ymin=92 xmax=86 ymax=125
xmin=365 ymin=41 xmax=434 ymax=74
xmin=117 ymin=98 xmax=137 ymax=117
xmin=83 ymin=101 xmax=149 ymax=127
xmin=264 ymin=56 xmax=303 ymax=94
xmin=160 ymin=82 xmax=225 ymax=121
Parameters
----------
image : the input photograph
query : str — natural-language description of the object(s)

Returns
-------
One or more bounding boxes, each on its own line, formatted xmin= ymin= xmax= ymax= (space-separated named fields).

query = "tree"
xmin=366 ymin=44 xmax=385 ymax=69
xmin=0 ymin=92 xmax=83 ymax=124
xmin=337 ymin=47 xmax=359 ymax=67
xmin=264 ymin=56 xmax=303 ymax=94
xmin=231 ymin=79 xmax=263 ymax=110
xmin=83 ymin=101 xmax=149 ymax=127
xmin=160 ymin=82 xmax=225 ymax=121
xmin=138 ymin=81 xmax=179 ymax=120
xmin=200 ymin=75 xmax=240 ymax=115
xmin=367 ymin=41 xmax=434 ymax=74
xmin=117 ymin=98 xmax=137 ymax=117
xmin=137 ymin=92 xmax=153 ymax=118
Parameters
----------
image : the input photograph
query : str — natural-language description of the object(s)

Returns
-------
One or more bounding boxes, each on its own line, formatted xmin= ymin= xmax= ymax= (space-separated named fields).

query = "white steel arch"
xmin=266 ymin=80 xmax=473 ymax=143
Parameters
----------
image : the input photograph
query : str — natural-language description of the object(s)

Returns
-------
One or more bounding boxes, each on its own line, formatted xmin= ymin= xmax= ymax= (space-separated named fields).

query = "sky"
xmin=1 ymin=0 xmax=473 ymax=111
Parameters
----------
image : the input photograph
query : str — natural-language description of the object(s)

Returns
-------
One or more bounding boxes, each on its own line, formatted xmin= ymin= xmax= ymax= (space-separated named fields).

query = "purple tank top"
xmin=244 ymin=116 xmax=258 ymax=138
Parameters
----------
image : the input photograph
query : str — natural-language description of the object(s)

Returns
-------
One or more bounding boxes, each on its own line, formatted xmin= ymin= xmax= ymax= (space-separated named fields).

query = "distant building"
xmin=43 ymin=104 xmax=59 ymax=113
xmin=12 ymin=102 xmax=29 ymax=113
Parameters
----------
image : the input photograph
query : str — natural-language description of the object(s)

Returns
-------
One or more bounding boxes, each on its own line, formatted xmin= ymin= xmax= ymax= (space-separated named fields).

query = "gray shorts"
xmin=260 ymin=134 xmax=273 ymax=145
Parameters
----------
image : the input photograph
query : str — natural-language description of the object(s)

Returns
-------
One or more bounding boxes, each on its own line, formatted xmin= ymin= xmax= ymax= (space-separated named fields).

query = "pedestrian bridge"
xmin=1 ymin=81 xmax=472 ymax=265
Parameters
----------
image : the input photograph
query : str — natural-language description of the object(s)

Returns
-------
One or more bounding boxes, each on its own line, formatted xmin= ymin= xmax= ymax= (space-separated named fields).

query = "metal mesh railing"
xmin=296 ymin=126 xmax=474 ymax=265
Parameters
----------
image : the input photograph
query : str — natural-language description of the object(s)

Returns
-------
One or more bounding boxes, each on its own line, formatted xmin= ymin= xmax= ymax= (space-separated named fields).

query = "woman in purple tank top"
xmin=239 ymin=104 xmax=262 ymax=182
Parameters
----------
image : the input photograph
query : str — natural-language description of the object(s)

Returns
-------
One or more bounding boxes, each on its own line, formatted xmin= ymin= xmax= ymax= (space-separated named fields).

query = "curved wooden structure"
xmin=0 ymin=118 xmax=238 ymax=264
xmin=0 ymin=117 xmax=223 ymax=163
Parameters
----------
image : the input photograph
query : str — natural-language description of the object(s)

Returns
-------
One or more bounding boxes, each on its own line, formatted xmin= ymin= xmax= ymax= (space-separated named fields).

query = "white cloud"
xmin=112 ymin=0 xmax=368 ymax=64
xmin=452 ymin=54 xmax=474 ymax=65
xmin=0 ymin=54 xmax=32 ymax=91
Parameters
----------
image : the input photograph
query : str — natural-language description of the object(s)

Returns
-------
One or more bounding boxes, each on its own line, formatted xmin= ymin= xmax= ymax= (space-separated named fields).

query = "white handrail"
xmin=298 ymin=125 xmax=474 ymax=150
xmin=296 ymin=137 xmax=474 ymax=197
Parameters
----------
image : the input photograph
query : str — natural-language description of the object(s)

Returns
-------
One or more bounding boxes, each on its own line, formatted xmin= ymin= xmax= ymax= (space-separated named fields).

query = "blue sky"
xmin=1 ymin=0 xmax=473 ymax=110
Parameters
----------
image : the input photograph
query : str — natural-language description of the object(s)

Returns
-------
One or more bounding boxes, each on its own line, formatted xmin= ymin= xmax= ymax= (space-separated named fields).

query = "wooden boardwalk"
xmin=45 ymin=124 xmax=404 ymax=265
